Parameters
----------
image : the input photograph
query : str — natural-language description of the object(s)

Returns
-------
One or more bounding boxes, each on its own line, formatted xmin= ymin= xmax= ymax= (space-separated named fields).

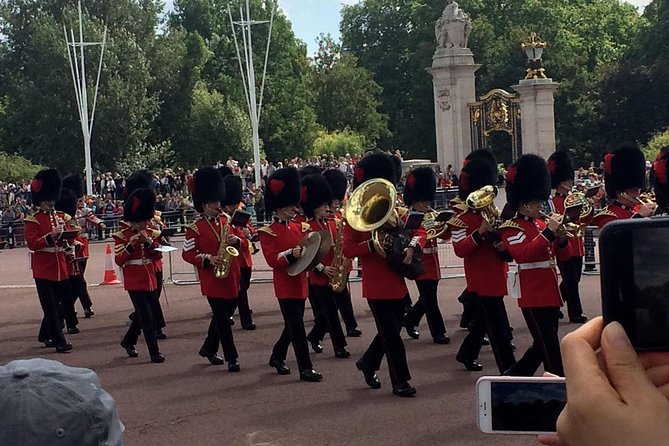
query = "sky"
xmin=164 ymin=0 xmax=652 ymax=57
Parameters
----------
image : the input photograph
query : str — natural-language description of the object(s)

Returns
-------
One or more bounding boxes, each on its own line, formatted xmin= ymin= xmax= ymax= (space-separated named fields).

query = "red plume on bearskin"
xmin=406 ymin=174 xmax=416 ymax=189
xmin=654 ymin=158 xmax=668 ymax=184
xmin=354 ymin=166 xmax=364 ymax=185
xmin=604 ymin=153 xmax=614 ymax=175
xmin=462 ymin=159 xmax=469 ymax=168
xmin=264 ymin=167 xmax=300 ymax=214
xmin=132 ymin=196 xmax=141 ymax=214
xmin=269 ymin=178 xmax=285 ymax=195
xmin=506 ymin=165 xmax=517 ymax=184
xmin=31 ymin=179 xmax=43 ymax=193
xmin=300 ymin=185 xmax=308 ymax=205
xmin=459 ymin=171 xmax=470 ymax=191
xmin=547 ymin=159 xmax=557 ymax=174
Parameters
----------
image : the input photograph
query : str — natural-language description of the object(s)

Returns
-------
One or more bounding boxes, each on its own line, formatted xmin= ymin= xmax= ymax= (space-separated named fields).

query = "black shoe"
xmin=457 ymin=356 xmax=483 ymax=371
xmin=242 ymin=322 xmax=256 ymax=330
xmin=155 ymin=330 xmax=167 ymax=340
xmin=128 ymin=312 xmax=136 ymax=321
xmin=55 ymin=342 xmax=73 ymax=353
xmin=392 ymin=382 xmax=417 ymax=397
xmin=558 ymin=310 xmax=565 ymax=320
xmin=481 ymin=336 xmax=490 ymax=346
xmin=229 ymin=317 xmax=235 ymax=326
xmin=356 ymin=359 xmax=381 ymax=389
xmin=67 ymin=327 xmax=80 ymax=335
xmin=199 ymin=349 xmax=224 ymax=365
xmin=43 ymin=339 xmax=55 ymax=348
xmin=510 ymin=342 xmax=517 ymax=351
xmin=300 ymin=369 xmax=323 ymax=382
xmin=307 ymin=336 xmax=323 ymax=353
xmin=121 ymin=342 xmax=139 ymax=358
xmin=150 ymin=353 xmax=166 ymax=363
xmin=334 ymin=348 xmax=351 ymax=359
xmin=84 ymin=308 xmax=95 ymax=318
xmin=433 ymin=335 xmax=451 ymax=345
xmin=228 ymin=360 xmax=240 ymax=372
xmin=569 ymin=315 xmax=588 ymax=324
xmin=269 ymin=358 xmax=291 ymax=375
xmin=347 ymin=327 xmax=363 ymax=337
xmin=404 ymin=324 xmax=419 ymax=340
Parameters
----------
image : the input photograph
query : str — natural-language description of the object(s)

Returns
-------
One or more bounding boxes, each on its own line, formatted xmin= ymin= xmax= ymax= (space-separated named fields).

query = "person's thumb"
xmin=601 ymin=321 xmax=654 ymax=402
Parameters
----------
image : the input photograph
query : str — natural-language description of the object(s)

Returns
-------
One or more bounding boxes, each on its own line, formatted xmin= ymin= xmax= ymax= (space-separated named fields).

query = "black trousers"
xmin=123 ymin=290 xmax=160 ymax=356
xmin=558 ymin=256 xmax=584 ymax=318
xmin=271 ymin=299 xmax=313 ymax=372
xmin=69 ymin=274 xmax=93 ymax=310
xmin=234 ymin=267 xmax=254 ymax=325
xmin=336 ymin=286 xmax=359 ymax=331
xmin=457 ymin=295 xmax=516 ymax=373
xmin=152 ymin=270 xmax=166 ymax=330
xmin=458 ymin=288 xmax=476 ymax=328
xmin=201 ymin=298 xmax=238 ymax=362
xmin=35 ymin=278 xmax=67 ymax=346
xmin=359 ymin=299 xmax=411 ymax=387
xmin=507 ymin=307 xmax=564 ymax=376
xmin=308 ymin=285 xmax=347 ymax=350
xmin=404 ymin=280 xmax=447 ymax=339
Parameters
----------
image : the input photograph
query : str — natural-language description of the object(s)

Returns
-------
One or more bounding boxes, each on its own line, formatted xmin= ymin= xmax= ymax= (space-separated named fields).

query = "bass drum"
xmin=383 ymin=231 xmax=424 ymax=280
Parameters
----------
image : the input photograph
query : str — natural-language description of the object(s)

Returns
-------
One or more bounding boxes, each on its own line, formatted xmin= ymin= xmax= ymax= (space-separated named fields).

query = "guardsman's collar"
xmin=273 ymin=216 xmax=290 ymax=225
xmin=515 ymin=212 xmax=533 ymax=221
xmin=555 ymin=191 xmax=568 ymax=197
xmin=613 ymin=201 xmax=632 ymax=211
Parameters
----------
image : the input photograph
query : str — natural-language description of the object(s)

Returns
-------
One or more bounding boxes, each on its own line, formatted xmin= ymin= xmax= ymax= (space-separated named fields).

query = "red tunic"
xmin=449 ymin=211 xmax=508 ymax=296
xmin=231 ymin=223 xmax=254 ymax=269
xmin=182 ymin=215 xmax=241 ymax=299
xmin=24 ymin=210 xmax=69 ymax=282
xmin=499 ymin=216 xmax=571 ymax=308
xmin=550 ymin=194 xmax=588 ymax=257
xmin=258 ymin=219 xmax=309 ymax=299
xmin=75 ymin=208 xmax=104 ymax=257
xmin=113 ymin=227 xmax=161 ymax=292
xmin=592 ymin=202 xmax=638 ymax=229
xmin=306 ymin=218 xmax=337 ymax=286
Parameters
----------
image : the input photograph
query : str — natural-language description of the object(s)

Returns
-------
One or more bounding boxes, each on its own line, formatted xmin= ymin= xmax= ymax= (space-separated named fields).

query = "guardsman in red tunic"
xmin=301 ymin=173 xmax=351 ymax=359
xmin=652 ymin=150 xmax=669 ymax=216
xmin=258 ymin=167 xmax=323 ymax=382
xmin=323 ymin=168 xmax=361 ymax=337
xmin=183 ymin=168 xmax=241 ymax=372
xmin=220 ymin=172 xmax=256 ymax=330
xmin=592 ymin=144 xmax=654 ymax=228
xmin=547 ymin=151 xmax=589 ymax=323
xmin=449 ymin=157 xmax=516 ymax=373
xmin=499 ymin=155 xmax=571 ymax=377
xmin=114 ymin=187 xmax=165 ymax=363
xmin=343 ymin=152 xmax=425 ymax=397
xmin=25 ymin=169 xmax=73 ymax=353
xmin=402 ymin=167 xmax=451 ymax=345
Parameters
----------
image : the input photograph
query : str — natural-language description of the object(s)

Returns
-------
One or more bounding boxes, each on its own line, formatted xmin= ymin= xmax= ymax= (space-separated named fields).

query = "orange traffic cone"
xmin=100 ymin=243 xmax=121 ymax=285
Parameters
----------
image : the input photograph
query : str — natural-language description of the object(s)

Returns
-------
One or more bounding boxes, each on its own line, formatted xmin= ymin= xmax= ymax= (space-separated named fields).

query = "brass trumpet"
xmin=620 ymin=191 xmax=656 ymax=207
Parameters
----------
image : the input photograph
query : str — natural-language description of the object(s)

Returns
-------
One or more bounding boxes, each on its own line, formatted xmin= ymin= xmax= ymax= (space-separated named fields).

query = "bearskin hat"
xmin=604 ymin=144 xmax=646 ymax=197
xmin=404 ymin=167 xmax=436 ymax=206
xmin=652 ymin=148 xmax=669 ymax=210
xmin=218 ymin=166 xmax=233 ymax=178
xmin=31 ymin=169 xmax=62 ymax=204
xmin=55 ymin=187 xmax=78 ymax=217
xmin=123 ymin=187 xmax=156 ymax=223
xmin=505 ymin=154 xmax=551 ymax=209
xmin=265 ymin=167 xmax=301 ymax=214
xmin=458 ymin=158 xmax=497 ymax=200
xmin=299 ymin=165 xmax=323 ymax=178
xmin=390 ymin=155 xmax=402 ymax=186
xmin=124 ymin=170 xmax=153 ymax=199
xmin=191 ymin=167 xmax=225 ymax=213
xmin=62 ymin=174 xmax=84 ymax=198
xmin=465 ymin=149 xmax=497 ymax=165
xmin=300 ymin=174 xmax=333 ymax=218
xmin=222 ymin=175 xmax=243 ymax=206
xmin=547 ymin=151 xmax=575 ymax=189
xmin=323 ymin=169 xmax=348 ymax=202
xmin=353 ymin=152 xmax=396 ymax=189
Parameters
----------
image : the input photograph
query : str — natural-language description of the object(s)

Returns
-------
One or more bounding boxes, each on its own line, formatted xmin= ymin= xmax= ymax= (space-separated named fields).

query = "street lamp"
xmin=521 ymin=32 xmax=547 ymax=80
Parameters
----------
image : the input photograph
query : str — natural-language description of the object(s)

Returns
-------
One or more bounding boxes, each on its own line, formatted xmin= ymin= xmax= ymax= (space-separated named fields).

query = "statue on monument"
xmin=435 ymin=0 xmax=471 ymax=49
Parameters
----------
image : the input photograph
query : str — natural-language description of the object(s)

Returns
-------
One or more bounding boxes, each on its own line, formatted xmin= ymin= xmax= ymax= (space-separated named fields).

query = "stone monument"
xmin=428 ymin=0 xmax=479 ymax=172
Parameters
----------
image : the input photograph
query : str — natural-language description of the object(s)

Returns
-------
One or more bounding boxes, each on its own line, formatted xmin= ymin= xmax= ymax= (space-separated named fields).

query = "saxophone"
xmin=329 ymin=218 xmax=351 ymax=293
xmin=214 ymin=215 xmax=240 ymax=279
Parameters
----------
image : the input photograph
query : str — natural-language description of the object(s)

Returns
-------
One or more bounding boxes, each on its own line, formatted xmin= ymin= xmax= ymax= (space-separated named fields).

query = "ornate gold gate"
xmin=468 ymin=89 xmax=522 ymax=162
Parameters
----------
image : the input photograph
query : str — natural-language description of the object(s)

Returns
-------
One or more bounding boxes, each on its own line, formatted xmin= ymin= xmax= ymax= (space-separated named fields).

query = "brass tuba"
xmin=214 ymin=214 xmax=240 ymax=279
xmin=466 ymin=185 xmax=501 ymax=227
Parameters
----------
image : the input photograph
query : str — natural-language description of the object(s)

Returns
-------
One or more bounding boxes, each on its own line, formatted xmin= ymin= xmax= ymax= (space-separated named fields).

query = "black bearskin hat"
xmin=505 ymin=154 xmax=551 ymax=209
xmin=192 ymin=167 xmax=225 ymax=213
xmin=55 ymin=188 xmax=78 ymax=218
xmin=300 ymin=174 xmax=333 ymax=218
xmin=62 ymin=174 xmax=84 ymax=198
xmin=31 ymin=169 xmax=62 ymax=204
xmin=652 ymin=148 xmax=669 ymax=210
xmin=299 ymin=165 xmax=323 ymax=178
xmin=458 ymin=158 xmax=497 ymax=200
xmin=218 ymin=166 xmax=233 ymax=178
xmin=123 ymin=187 xmax=156 ymax=223
xmin=547 ymin=151 xmax=575 ymax=189
xmin=323 ymin=169 xmax=348 ymax=202
xmin=465 ymin=149 xmax=497 ymax=166
xmin=265 ymin=167 xmax=300 ymax=214
xmin=604 ymin=144 xmax=646 ymax=197
xmin=222 ymin=175 xmax=243 ymax=206
xmin=404 ymin=167 xmax=436 ymax=206
xmin=124 ymin=170 xmax=153 ymax=199
xmin=353 ymin=152 xmax=396 ymax=189
xmin=390 ymin=155 xmax=402 ymax=186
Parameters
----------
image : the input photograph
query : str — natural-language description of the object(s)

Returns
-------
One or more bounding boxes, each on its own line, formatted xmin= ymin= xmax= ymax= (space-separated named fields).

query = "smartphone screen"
xmin=489 ymin=381 xmax=566 ymax=433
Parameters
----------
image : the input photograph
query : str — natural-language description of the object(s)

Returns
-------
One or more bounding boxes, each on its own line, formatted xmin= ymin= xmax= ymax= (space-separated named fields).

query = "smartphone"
xmin=476 ymin=376 xmax=566 ymax=435
xmin=600 ymin=217 xmax=669 ymax=351
xmin=403 ymin=211 xmax=424 ymax=230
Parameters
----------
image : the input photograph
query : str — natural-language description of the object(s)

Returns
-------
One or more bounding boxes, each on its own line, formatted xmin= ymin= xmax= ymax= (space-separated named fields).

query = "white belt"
xmin=125 ymin=259 xmax=152 ymax=266
xmin=37 ymin=247 xmax=64 ymax=253
xmin=423 ymin=247 xmax=438 ymax=254
xmin=517 ymin=260 xmax=552 ymax=270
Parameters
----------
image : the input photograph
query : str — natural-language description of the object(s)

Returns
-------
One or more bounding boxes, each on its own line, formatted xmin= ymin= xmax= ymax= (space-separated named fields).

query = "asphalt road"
xmin=0 ymin=242 xmax=603 ymax=446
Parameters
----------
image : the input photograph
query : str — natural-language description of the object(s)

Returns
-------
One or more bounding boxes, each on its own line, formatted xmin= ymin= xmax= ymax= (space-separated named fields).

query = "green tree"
xmin=312 ymin=129 xmax=366 ymax=158
xmin=641 ymin=128 xmax=669 ymax=161
xmin=0 ymin=152 xmax=43 ymax=183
